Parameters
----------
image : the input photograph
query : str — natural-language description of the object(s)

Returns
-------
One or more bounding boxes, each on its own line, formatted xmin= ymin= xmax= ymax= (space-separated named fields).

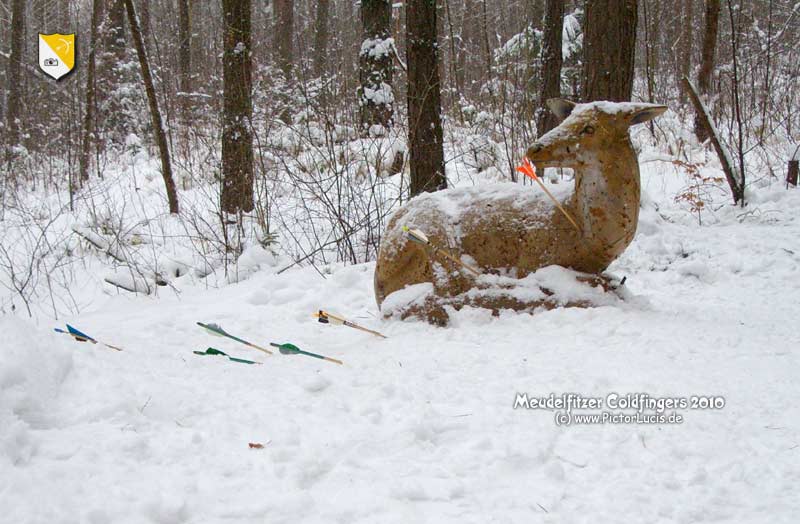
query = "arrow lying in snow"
xmin=270 ymin=342 xmax=343 ymax=366
xmin=403 ymin=226 xmax=482 ymax=276
xmin=314 ymin=310 xmax=387 ymax=339
xmin=197 ymin=322 xmax=342 ymax=365
xmin=193 ymin=347 xmax=261 ymax=365
xmin=54 ymin=324 xmax=124 ymax=351
xmin=197 ymin=322 xmax=274 ymax=356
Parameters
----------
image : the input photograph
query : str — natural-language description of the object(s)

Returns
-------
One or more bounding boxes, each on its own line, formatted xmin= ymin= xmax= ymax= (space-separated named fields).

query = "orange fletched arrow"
xmin=515 ymin=157 xmax=538 ymax=180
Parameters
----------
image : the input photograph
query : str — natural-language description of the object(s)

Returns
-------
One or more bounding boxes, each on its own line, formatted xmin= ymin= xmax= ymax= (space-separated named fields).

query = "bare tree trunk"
xmin=104 ymin=0 xmax=128 ymax=61
xmin=407 ymin=0 xmax=446 ymax=197
xmin=581 ymin=0 xmax=638 ymax=102
xmin=178 ymin=0 xmax=191 ymax=119
xmin=274 ymin=0 xmax=293 ymax=80
xmin=79 ymin=0 xmax=104 ymax=185
xmin=536 ymin=0 xmax=565 ymax=136
xmin=359 ymin=0 xmax=394 ymax=136
xmin=787 ymin=159 xmax=798 ymax=188
xmin=679 ymin=0 xmax=694 ymax=105
xmin=312 ymin=0 xmax=330 ymax=78
xmin=4 ymin=0 xmax=25 ymax=171
xmin=124 ymin=0 xmax=180 ymax=214
xmin=694 ymin=0 xmax=720 ymax=143
xmin=221 ymin=0 xmax=254 ymax=214
xmin=725 ymin=0 xmax=746 ymax=207
xmin=139 ymin=0 xmax=150 ymax=37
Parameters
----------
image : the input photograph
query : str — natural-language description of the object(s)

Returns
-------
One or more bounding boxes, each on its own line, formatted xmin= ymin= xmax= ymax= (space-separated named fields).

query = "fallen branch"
xmin=682 ymin=76 xmax=744 ymax=204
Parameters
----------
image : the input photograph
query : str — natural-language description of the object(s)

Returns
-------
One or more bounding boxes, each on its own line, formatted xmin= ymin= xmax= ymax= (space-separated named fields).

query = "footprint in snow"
xmin=303 ymin=375 xmax=332 ymax=393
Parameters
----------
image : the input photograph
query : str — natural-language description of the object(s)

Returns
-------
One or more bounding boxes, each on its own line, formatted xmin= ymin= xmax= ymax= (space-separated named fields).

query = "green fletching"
xmin=193 ymin=347 xmax=257 ymax=365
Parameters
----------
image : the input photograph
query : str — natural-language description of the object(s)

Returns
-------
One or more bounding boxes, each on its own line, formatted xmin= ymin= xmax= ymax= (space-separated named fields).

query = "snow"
xmin=361 ymin=82 xmax=394 ymax=106
xmin=360 ymin=37 xmax=394 ymax=59
xmin=2 ymin=117 xmax=800 ymax=522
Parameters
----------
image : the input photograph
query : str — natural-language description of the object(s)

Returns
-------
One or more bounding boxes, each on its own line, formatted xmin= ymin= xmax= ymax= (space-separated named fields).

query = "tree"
xmin=4 ymin=0 xmax=25 ymax=170
xmin=312 ymin=0 xmax=330 ymax=78
xmin=581 ymin=0 xmax=638 ymax=102
xmin=98 ymin=0 xmax=133 ymax=145
xmin=221 ymin=0 xmax=254 ymax=214
xmin=274 ymin=0 xmax=293 ymax=80
xmin=536 ymin=0 xmax=565 ymax=136
xmin=79 ymin=0 xmax=104 ymax=185
xmin=178 ymin=0 xmax=192 ymax=120
xmin=359 ymin=0 xmax=394 ymax=135
xmin=124 ymin=0 xmax=180 ymax=214
xmin=679 ymin=0 xmax=694 ymax=105
xmin=407 ymin=0 xmax=446 ymax=197
xmin=694 ymin=0 xmax=720 ymax=143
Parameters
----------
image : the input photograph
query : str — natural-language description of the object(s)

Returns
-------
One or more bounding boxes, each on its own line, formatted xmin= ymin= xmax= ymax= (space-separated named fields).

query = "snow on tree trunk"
xmin=358 ymin=0 xmax=394 ymax=137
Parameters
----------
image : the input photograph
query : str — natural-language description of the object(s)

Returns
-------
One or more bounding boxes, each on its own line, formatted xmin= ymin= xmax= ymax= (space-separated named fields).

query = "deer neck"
xmin=570 ymin=137 xmax=640 ymax=258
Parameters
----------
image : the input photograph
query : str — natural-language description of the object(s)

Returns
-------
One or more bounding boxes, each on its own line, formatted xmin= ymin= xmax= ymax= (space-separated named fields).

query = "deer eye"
xmin=581 ymin=125 xmax=595 ymax=135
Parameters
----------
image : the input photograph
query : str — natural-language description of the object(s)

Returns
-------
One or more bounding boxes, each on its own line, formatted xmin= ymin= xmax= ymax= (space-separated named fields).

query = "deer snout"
xmin=526 ymin=143 xmax=543 ymax=158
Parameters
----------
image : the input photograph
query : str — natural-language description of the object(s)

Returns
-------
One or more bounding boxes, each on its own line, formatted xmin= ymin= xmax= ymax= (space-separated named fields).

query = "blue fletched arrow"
xmin=54 ymin=324 xmax=123 ymax=351
xmin=67 ymin=324 xmax=96 ymax=342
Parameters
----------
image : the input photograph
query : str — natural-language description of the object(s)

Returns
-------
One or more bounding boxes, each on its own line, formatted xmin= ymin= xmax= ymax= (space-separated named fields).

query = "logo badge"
xmin=38 ymin=33 xmax=75 ymax=80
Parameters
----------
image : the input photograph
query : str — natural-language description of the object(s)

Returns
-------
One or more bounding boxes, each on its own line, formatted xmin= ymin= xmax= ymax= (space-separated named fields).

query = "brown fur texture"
xmin=375 ymin=99 xmax=667 ymax=322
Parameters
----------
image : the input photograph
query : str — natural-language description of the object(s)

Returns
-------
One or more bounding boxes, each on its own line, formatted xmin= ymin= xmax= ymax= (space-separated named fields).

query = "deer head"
xmin=526 ymin=99 xmax=667 ymax=168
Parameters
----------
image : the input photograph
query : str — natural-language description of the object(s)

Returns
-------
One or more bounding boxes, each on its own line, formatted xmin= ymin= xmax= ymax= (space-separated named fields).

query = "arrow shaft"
xmin=433 ymin=246 xmax=481 ymax=276
xmin=531 ymin=176 xmax=582 ymax=234
xmin=197 ymin=322 xmax=273 ymax=355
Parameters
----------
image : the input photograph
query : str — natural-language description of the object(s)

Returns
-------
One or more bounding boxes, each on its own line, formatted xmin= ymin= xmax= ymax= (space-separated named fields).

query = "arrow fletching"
xmin=198 ymin=322 xmax=227 ymax=337
xmin=314 ymin=310 xmax=388 ymax=339
xmin=515 ymin=157 xmax=537 ymax=180
xmin=270 ymin=342 xmax=343 ymax=366
xmin=315 ymin=310 xmax=343 ymax=325
xmin=403 ymin=226 xmax=430 ymax=246
xmin=66 ymin=324 xmax=96 ymax=343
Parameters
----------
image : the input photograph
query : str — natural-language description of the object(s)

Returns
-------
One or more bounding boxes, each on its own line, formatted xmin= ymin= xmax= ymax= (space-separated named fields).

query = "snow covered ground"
xmin=2 ymin=160 xmax=800 ymax=523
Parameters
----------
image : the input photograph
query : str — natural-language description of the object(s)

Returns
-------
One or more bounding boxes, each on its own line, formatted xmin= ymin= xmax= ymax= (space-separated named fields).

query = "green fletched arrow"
xmin=270 ymin=342 xmax=343 ymax=366
xmin=197 ymin=322 xmax=274 ymax=356
xmin=193 ymin=347 xmax=260 ymax=365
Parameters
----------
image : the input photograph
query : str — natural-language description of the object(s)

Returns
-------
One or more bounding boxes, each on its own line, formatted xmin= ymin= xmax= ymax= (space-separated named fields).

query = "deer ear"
xmin=546 ymin=98 xmax=576 ymax=122
xmin=628 ymin=104 xmax=668 ymax=126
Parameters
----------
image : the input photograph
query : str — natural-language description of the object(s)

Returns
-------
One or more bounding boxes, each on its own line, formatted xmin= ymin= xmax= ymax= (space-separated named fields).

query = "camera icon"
xmin=43 ymin=57 xmax=59 ymax=66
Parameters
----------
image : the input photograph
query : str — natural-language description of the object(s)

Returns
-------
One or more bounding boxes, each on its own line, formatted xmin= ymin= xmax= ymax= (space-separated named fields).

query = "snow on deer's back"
xmin=374 ymin=99 xmax=668 ymax=325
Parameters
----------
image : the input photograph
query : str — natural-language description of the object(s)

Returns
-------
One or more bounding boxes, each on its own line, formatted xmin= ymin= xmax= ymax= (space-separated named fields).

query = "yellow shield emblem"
xmin=38 ymin=33 xmax=75 ymax=80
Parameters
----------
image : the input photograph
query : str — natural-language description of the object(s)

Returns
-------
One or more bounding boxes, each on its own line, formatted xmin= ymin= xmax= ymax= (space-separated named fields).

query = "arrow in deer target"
xmin=402 ymin=226 xmax=481 ymax=276
xmin=314 ymin=310 xmax=387 ymax=339
xmin=196 ymin=322 xmax=274 ymax=356
xmin=270 ymin=342 xmax=344 ymax=366
xmin=54 ymin=324 xmax=124 ymax=351
xmin=516 ymin=157 xmax=582 ymax=234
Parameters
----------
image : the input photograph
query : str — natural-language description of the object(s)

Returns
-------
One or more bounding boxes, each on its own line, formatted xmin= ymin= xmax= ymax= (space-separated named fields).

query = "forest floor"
xmin=2 ymin=158 xmax=800 ymax=523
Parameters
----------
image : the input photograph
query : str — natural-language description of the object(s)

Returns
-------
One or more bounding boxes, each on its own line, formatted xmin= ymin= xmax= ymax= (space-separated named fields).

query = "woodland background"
xmin=0 ymin=0 xmax=798 ymax=316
